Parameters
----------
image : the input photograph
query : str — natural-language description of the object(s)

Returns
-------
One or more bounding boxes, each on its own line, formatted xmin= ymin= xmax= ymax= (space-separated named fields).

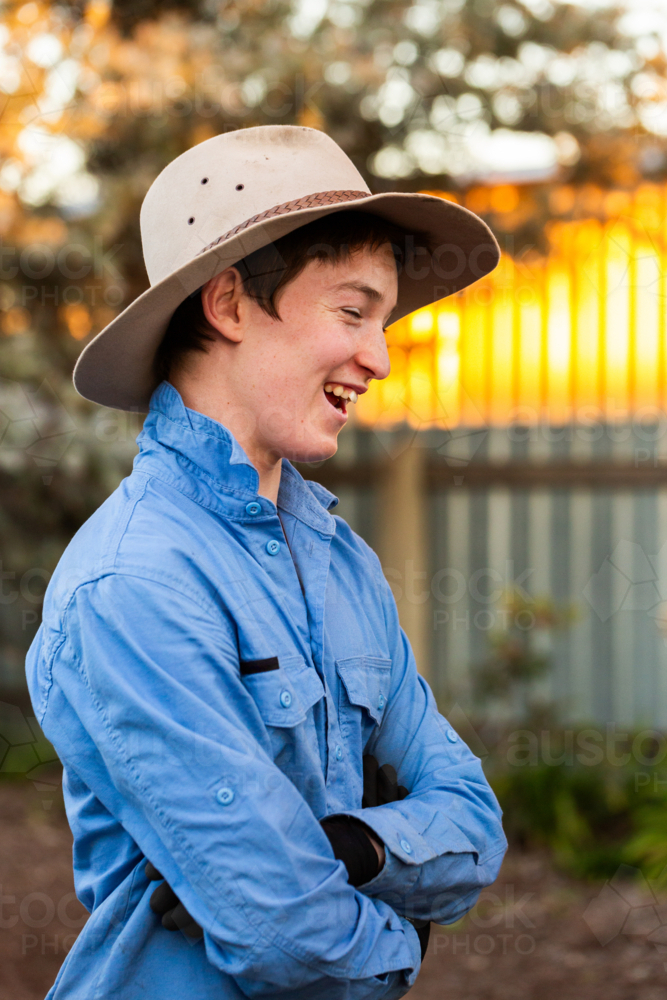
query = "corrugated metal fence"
xmin=327 ymin=421 xmax=667 ymax=729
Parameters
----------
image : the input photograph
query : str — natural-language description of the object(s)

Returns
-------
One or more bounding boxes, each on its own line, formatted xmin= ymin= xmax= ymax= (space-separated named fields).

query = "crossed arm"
xmin=146 ymin=758 xmax=430 ymax=955
xmin=49 ymin=570 xmax=506 ymax=996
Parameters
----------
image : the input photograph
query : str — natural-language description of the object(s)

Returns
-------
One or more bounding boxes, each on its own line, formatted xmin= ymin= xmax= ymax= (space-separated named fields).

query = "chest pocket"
xmin=336 ymin=655 xmax=392 ymax=754
xmin=241 ymin=655 xmax=324 ymax=767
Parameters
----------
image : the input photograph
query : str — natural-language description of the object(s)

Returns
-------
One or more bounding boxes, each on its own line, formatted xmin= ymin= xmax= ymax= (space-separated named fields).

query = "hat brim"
xmin=73 ymin=191 xmax=499 ymax=411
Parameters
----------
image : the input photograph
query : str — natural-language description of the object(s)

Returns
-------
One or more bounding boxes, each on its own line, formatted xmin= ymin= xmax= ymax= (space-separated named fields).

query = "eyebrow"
xmin=331 ymin=280 xmax=397 ymax=321
xmin=331 ymin=280 xmax=384 ymax=302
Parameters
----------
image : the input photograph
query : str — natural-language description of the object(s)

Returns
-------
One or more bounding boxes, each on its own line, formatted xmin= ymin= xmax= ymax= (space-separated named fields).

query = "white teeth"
xmin=324 ymin=383 xmax=359 ymax=403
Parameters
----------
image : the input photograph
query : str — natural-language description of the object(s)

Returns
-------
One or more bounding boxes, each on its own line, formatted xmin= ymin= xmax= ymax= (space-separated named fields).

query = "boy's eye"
xmin=342 ymin=308 xmax=361 ymax=319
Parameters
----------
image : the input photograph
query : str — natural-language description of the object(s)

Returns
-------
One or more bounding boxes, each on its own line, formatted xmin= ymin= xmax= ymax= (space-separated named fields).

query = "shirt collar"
xmin=137 ymin=381 xmax=338 ymax=533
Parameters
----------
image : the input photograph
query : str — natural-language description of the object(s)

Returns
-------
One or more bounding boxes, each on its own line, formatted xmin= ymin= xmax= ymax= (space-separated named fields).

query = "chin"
xmin=282 ymin=433 xmax=339 ymax=466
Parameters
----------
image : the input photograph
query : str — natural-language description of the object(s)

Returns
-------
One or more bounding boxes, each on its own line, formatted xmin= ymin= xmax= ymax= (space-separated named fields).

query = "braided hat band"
xmin=196 ymin=190 xmax=369 ymax=257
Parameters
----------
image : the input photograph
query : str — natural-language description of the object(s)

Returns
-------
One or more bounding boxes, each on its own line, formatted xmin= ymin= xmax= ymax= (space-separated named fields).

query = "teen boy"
xmin=26 ymin=125 xmax=507 ymax=999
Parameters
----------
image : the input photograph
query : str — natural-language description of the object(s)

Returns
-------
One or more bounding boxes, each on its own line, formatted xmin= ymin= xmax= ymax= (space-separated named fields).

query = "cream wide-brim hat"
xmin=73 ymin=125 xmax=500 ymax=411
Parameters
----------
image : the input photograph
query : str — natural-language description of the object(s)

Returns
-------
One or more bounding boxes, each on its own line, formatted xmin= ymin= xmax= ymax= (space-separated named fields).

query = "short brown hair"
xmin=154 ymin=210 xmax=431 ymax=382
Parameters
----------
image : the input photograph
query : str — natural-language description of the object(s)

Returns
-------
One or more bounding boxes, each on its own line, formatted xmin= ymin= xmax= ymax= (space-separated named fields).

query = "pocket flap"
xmin=336 ymin=655 xmax=392 ymax=726
xmin=243 ymin=655 xmax=324 ymax=727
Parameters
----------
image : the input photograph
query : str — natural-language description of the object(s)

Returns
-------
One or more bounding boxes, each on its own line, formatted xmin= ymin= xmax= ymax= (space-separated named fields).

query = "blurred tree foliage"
xmin=0 ymin=0 xmax=666 ymax=685
xmin=471 ymin=590 xmax=577 ymax=719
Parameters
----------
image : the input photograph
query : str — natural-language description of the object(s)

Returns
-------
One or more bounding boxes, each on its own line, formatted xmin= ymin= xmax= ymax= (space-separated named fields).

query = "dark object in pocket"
xmin=240 ymin=655 xmax=279 ymax=676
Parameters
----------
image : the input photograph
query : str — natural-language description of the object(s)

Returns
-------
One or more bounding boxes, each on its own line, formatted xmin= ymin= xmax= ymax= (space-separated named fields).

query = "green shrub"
xmin=489 ymin=748 xmax=667 ymax=882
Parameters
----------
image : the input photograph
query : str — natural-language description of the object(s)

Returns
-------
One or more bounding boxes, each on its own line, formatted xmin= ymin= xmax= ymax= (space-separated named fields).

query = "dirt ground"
xmin=2 ymin=780 xmax=667 ymax=1000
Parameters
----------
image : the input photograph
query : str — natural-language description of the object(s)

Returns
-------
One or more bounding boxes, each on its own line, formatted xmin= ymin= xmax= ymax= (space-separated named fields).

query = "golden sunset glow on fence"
xmin=359 ymin=185 xmax=667 ymax=429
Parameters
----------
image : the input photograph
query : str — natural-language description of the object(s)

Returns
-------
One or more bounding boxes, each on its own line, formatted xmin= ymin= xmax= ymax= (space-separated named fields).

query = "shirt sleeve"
xmin=50 ymin=572 xmax=421 ymax=999
xmin=337 ymin=551 xmax=508 ymax=925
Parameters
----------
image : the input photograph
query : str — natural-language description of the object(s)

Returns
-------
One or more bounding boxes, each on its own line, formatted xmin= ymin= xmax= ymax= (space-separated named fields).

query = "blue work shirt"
xmin=26 ymin=381 xmax=507 ymax=1000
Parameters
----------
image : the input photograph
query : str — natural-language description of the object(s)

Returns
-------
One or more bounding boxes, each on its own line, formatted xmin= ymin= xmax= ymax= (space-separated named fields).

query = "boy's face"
xmin=197 ymin=240 xmax=397 ymax=466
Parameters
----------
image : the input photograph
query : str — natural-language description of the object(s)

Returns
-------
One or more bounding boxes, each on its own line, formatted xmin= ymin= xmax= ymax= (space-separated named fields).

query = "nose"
xmin=354 ymin=322 xmax=391 ymax=382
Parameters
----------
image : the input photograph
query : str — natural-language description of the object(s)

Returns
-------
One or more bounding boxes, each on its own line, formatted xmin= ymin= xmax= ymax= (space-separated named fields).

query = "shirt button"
xmin=335 ymin=744 xmax=343 ymax=760
xmin=216 ymin=786 xmax=234 ymax=806
xmin=266 ymin=539 xmax=281 ymax=556
xmin=400 ymin=839 xmax=412 ymax=855
xmin=378 ymin=694 xmax=385 ymax=710
xmin=280 ymin=689 xmax=292 ymax=708
xmin=246 ymin=502 xmax=261 ymax=516
xmin=446 ymin=729 xmax=458 ymax=743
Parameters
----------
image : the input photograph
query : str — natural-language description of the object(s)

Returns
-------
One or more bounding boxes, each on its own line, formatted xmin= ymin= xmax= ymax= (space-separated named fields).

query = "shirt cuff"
xmin=341 ymin=806 xmax=438 ymax=867
xmin=357 ymin=845 xmax=419 ymax=896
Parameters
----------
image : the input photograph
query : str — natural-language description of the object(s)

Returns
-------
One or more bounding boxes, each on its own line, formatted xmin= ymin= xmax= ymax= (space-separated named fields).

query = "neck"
xmin=242 ymin=444 xmax=283 ymax=505
xmin=169 ymin=376 xmax=283 ymax=505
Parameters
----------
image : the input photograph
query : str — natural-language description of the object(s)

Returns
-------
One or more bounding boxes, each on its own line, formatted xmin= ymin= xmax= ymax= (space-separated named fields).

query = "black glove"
xmin=145 ymin=758 xmax=426 ymax=950
xmin=362 ymin=755 xmax=409 ymax=807
xmin=320 ymin=815 xmax=380 ymax=887
xmin=413 ymin=919 xmax=431 ymax=961
xmin=362 ymin=754 xmax=430 ymax=962
xmin=318 ymin=753 xmax=406 ymax=887
xmin=145 ymin=861 xmax=203 ymax=939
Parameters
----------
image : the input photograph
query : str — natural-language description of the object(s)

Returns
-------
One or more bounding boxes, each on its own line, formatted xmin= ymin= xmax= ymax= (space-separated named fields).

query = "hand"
xmin=318 ymin=753 xmax=409 ymax=886
xmin=145 ymin=861 xmax=203 ymax=939
xmin=362 ymin=755 xmax=409 ymax=808
xmin=412 ymin=919 xmax=431 ymax=962
xmin=366 ymin=830 xmax=386 ymax=870
xmin=360 ymin=754 xmax=406 ymax=873
xmin=362 ymin=754 xmax=430 ymax=961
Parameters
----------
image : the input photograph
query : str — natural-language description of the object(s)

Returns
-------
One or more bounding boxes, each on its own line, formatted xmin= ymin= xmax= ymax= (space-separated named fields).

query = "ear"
xmin=201 ymin=266 xmax=246 ymax=344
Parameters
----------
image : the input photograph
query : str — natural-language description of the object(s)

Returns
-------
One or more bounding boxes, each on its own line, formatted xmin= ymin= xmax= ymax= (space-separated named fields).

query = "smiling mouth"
xmin=323 ymin=382 xmax=359 ymax=416
xmin=324 ymin=388 xmax=347 ymax=415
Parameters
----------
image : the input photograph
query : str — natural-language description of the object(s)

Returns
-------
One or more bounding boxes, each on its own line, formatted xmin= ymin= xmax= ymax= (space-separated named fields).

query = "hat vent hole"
xmin=236 ymin=183 xmax=244 ymax=191
xmin=188 ymin=217 xmax=194 ymax=225
xmin=201 ymin=177 xmax=209 ymax=184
